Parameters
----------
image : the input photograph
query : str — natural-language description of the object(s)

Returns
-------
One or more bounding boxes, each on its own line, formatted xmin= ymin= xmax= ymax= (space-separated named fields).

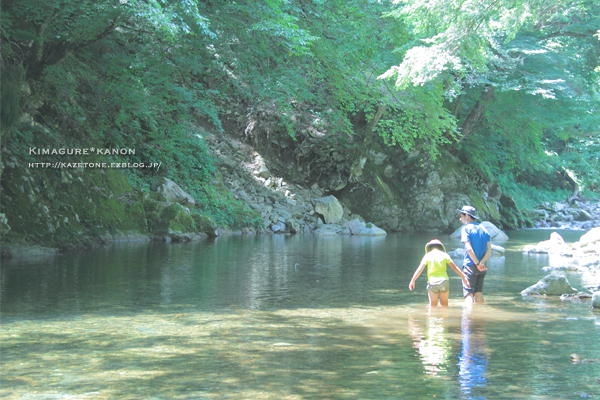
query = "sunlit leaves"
xmin=376 ymin=83 xmax=458 ymax=159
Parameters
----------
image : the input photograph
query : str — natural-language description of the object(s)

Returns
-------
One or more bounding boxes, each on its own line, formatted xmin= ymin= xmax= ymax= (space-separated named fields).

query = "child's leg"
xmin=439 ymin=290 xmax=449 ymax=307
xmin=428 ymin=290 xmax=439 ymax=308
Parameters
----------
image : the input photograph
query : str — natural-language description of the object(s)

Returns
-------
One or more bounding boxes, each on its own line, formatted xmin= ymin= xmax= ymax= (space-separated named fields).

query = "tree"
xmin=380 ymin=0 xmax=600 ymax=195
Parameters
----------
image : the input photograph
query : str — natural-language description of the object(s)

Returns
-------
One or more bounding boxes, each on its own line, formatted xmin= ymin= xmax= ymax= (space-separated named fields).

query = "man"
xmin=458 ymin=205 xmax=492 ymax=304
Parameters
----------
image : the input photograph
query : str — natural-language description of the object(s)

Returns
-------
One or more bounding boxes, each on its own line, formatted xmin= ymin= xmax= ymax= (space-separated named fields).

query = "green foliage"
xmin=0 ymin=65 xmax=25 ymax=134
xmin=375 ymin=83 xmax=458 ymax=158
xmin=1 ymin=0 xmax=598 ymax=228
xmin=196 ymin=185 xmax=262 ymax=229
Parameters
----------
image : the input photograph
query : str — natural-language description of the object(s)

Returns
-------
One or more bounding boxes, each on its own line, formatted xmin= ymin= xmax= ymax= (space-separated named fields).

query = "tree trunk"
xmin=457 ymin=85 xmax=494 ymax=144
xmin=361 ymin=105 xmax=387 ymax=151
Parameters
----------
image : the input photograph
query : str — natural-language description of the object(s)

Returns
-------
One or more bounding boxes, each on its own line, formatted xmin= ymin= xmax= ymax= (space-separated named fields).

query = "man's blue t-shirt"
xmin=461 ymin=222 xmax=491 ymax=273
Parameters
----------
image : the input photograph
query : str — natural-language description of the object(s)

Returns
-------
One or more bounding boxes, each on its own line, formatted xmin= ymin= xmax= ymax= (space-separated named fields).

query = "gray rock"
xmin=384 ymin=165 xmax=394 ymax=178
xmin=276 ymin=208 xmax=293 ymax=221
xmin=345 ymin=218 xmax=365 ymax=235
xmin=370 ymin=150 xmax=387 ymax=166
xmin=449 ymin=221 xmax=508 ymax=242
xmin=258 ymin=166 xmax=271 ymax=179
xmin=580 ymin=227 xmax=600 ymax=248
xmin=313 ymin=195 xmax=344 ymax=224
xmin=553 ymin=202 xmax=566 ymax=212
xmin=285 ymin=219 xmax=299 ymax=234
xmin=151 ymin=178 xmax=195 ymax=209
xmin=481 ymin=221 xmax=509 ymax=241
xmin=447 ymin=244 xmax=504 ymax=258
xmin=351 ymin=214 xmax=365 ymax=223
xmin=581 ymin=269 xmax=600 ymax=292
xmin=592 ymin=291 xmax=600 ymax=308
xmin=491 ymin=244 xmax=505 ymax=256
xmin=447 ymin=248 xmax=465 ymax=258
xmin=271 ymin=221 xmax=286 ymax=233
xmin=313 ymin=224 xmax=343 ymax=235
xmin=523 ymin=232 xmax=569 ymax=254
xmin=576 ymin=209 xmax=593 ymax=221
xmin=521 ymin=274 xmax=578 ymax=296
xmin=358 ymin=222 xmax=387 ymax=236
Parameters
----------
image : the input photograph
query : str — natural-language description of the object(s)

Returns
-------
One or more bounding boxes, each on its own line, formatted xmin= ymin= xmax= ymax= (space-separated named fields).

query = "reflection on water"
xmin=459 ymin=307 xmax=488 ymax=399
xmin=408 ymin=312 xmax=452 ymax=377
xmin=2 ymin=230 xmax=600 ymax=399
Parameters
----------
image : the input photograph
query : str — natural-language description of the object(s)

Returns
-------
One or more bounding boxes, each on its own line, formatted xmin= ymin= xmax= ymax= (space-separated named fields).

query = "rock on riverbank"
xmin=522 ymin=228 xmax=600 ymax=298
xmin=529 ymin=200 xmax=600 ymax=230
xmin=204 ymin=134 xmax=386 ymax=236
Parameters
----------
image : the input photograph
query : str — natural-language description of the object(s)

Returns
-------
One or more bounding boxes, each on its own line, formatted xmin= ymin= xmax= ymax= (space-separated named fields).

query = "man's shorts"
xmin=463 ymin=268 xmax=486 ymax=297
xmin=427 ymin=279 xmax=449 ymax=294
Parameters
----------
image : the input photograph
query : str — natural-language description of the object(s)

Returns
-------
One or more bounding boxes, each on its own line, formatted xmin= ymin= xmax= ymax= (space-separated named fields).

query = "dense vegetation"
xmin=1 ymin=0 xmax=599 ymax=217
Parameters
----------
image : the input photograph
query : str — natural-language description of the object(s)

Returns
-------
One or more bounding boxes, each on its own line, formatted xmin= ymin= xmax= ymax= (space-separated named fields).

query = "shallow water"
xmin=1 ymin=230 xmax=599 ymax=399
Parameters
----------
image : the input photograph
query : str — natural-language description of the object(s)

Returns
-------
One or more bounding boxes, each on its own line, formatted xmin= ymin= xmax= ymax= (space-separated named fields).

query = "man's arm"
xmin=464 ymin=241 xmax=479 ymax=265
xmin=478 ymin=242 xmax=492 ymax=271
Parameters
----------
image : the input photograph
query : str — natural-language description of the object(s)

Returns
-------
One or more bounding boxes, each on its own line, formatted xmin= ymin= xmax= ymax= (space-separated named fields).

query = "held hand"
xmin=477 ymin=262 xmax=487 ymax=272
xmin=463 ymin=277 xmax=470 ymax=287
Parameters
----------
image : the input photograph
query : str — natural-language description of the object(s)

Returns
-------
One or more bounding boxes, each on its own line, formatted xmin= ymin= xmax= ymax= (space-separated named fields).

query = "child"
xmin=409 ymin=239 xmax=470 ymax=308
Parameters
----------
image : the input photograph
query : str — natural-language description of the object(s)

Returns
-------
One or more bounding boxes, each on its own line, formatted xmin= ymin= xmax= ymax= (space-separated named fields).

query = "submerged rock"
xmin=521 ymin=273 xmax=578 ymax=296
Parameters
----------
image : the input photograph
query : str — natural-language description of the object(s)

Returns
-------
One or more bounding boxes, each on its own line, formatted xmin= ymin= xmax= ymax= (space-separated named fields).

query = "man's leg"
xmin=463 ymin=269 xmax=477 ymax=305
xmin=474 ymin=292 xmax=484 ymax=303
xmin=474 ymin=274 xmax=486 ymax=303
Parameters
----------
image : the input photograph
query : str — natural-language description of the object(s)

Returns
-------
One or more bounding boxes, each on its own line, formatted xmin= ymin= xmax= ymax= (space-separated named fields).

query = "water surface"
xmin=2 ymin=230 xmax=599 ymax=399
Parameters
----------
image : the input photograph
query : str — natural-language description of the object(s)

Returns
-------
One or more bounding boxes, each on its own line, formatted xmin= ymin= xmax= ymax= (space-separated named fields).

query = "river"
xmin=1 ymin=230 xmax=599 ymax=399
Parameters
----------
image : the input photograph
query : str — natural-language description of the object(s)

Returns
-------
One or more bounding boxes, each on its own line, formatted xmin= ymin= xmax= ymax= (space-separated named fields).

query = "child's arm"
xmin=448 ymin=260 xmax=470 ymax=287
xmin=409 ymin=262 xmax=426 ymax=290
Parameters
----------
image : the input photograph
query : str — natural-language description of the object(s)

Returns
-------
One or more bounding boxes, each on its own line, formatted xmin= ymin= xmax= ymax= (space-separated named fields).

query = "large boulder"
xmin=482 ymin=221 xmax=509 ymax=241
xmin=580 ymin=227 xmax=600 ymax=248
xmin=151 ymin=178 xmax=195 ymax=209
xmin=521 ymin=274 xmax=578 ymax=296
xmin=522 ymin=232 xmax=569 ymax=254
xmin=447 ymin=244 xmax=505 ymax=259
xmin=449 ymin=221 xmax=508 ymax=242
xmin=592 ymin=291 xmax=600 ymax=309
xmin=271 ymin=221 xmax=286 ymax=233
xmin=313 ymin=195 xmax=344 ymax=224
xmin=345 ymin=218 xmax=364 ymax=235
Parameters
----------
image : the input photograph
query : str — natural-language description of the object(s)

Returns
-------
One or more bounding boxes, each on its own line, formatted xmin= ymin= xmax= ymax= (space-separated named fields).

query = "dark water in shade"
xmin=1 ymin=229 xmax=599 ymax=399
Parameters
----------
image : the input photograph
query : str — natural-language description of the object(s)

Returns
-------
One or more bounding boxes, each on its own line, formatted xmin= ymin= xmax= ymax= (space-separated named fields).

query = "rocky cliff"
xmin=1 ymin=101 xmax=529 ymax=255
